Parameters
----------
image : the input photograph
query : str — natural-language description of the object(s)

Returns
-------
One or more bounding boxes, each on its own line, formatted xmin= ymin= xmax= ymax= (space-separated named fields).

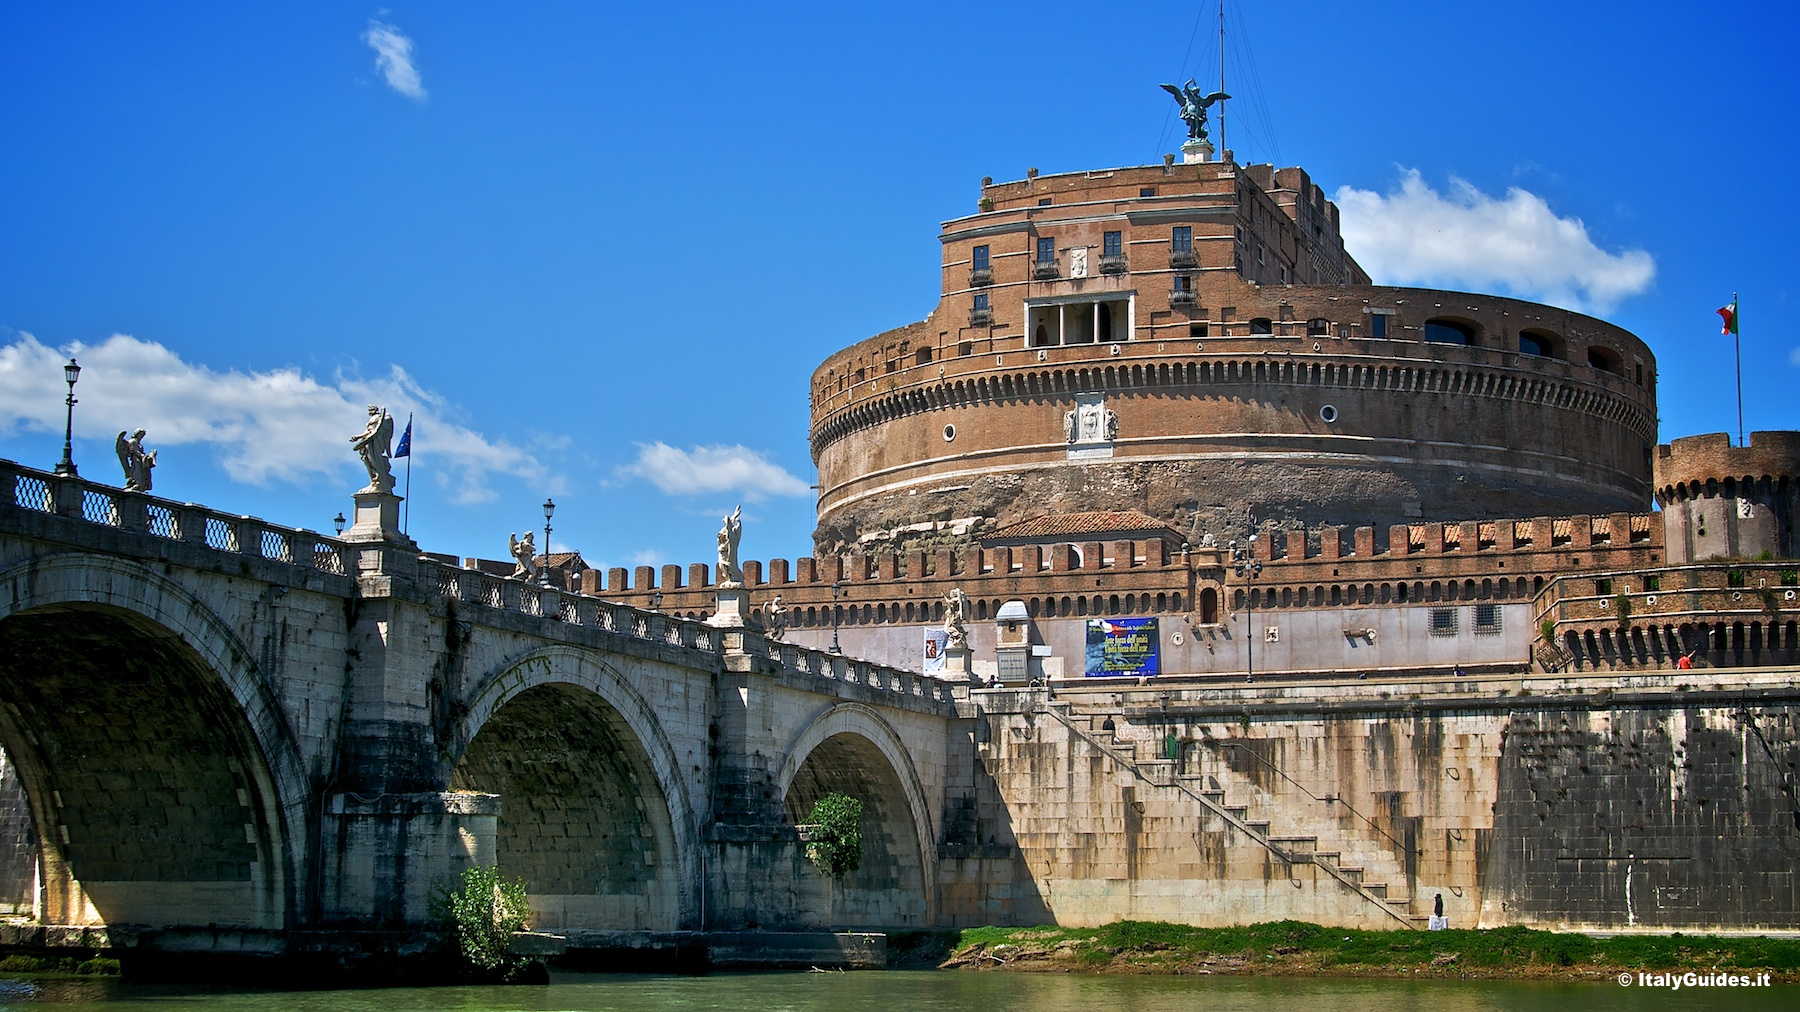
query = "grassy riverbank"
xmin=895 ymin=921 xmax=1800 ymax=981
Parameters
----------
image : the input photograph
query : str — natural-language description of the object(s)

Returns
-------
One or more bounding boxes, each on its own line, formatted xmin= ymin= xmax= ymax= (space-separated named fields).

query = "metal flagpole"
xmin=1733 ymin=293 xmax=1744 ymax=446
xmin=1217 ymin=0 xmax=1226 ymax=156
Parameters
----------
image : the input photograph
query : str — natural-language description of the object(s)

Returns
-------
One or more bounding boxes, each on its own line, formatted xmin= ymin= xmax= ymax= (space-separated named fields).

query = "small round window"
xmin=943 ymin=424 xmax=957 ymax=442
xmin=1319 ymin=404 xmax=1339 ymax=423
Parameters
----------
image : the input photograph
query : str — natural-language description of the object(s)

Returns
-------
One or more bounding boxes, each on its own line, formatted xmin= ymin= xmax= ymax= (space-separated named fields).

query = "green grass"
xmin=949 ymin=920 xmax=1800 ymax=972
xmin=0 ymin=954 xmax=120 ymax=977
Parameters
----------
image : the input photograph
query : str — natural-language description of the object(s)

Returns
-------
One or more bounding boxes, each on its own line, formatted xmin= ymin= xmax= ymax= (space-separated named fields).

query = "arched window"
xmin=1249 ymin=317 xmax=1274 ymax=335
xmin=1034 ymin=324 xmax=1050 ymax=347
xmin=1424 ymin=319 xmax=1477 ymax=345
xmin=1519 ymin=329 xmax=1560 ymax=358
xmin=1200 ymin=588 xmax=1219 ymax=624
xmin=1587 ymin=345 xmax=1624 ymax=374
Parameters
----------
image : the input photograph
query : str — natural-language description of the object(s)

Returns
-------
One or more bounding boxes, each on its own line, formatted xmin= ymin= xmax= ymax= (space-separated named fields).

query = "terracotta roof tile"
xmin=984 ymin=510 xmax=1180 ymax=541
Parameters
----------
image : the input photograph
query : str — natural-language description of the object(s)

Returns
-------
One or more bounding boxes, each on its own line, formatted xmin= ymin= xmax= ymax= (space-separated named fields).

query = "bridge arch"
xmin=774 ymin=703 xmax=937 ymax=927
xmin=0 ymin=554 xmax=306 ymax=929
xmin=453 ymin=646 xmax=699 ymax=932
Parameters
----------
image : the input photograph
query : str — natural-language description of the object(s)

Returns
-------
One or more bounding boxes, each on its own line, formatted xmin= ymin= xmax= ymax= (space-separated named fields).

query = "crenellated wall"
xmin=1655 ymin=431 xmax=1800 ymax=564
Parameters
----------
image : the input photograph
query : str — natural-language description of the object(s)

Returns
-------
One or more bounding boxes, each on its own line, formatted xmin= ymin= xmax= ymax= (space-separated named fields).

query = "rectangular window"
xmin=1139 ymin=186 xmax=1157 ymax=197
xmin=1220 ymin=306 xmax=1235 ymax=322
xmin=1037 ymin=197 xmax=1052 ymax=206
xmin=1103 ymin=231 xmax=1122 ymax=257
xmin=1429 ymin=608 xmax=1459 ymax=638
xmin=1645 ymin=574 xmax=1662 ymax=591
xmin=1595 ymin=578 xmax=1613 ymax=595
xmin=1171 ymin=226 xmax=1193 ymax=253
xmin=1171 ymin=275 xmax=1191 ymax=292
xmin=1189 ymin=323 xmax=1208 ymax=338
xmin=972 ymin=293 xmax=989 ymax=311
xmin=1370 ymin=313 xmax=1388 ymax=339
xmin=1782 ymin=571 xmax=1799 ymax=587
xmin=1727 ymin=570 xmax=1747 ymax=588
xmin=1036 ymin=237 xmax=1055 ymax=263
xmin=1474 ymin=604 xmax=1502 ymax=636
xmin=971 ymin=245 xmax=989 ymax=271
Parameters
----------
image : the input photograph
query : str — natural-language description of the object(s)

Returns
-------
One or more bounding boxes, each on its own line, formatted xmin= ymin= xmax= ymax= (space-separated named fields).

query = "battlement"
xmin=573 ymin=511 xmax=1662 ymax=628
xmin=1655 ymin=431 xmax=1800 ymax=499
xmin=1247 ymin=513 xmax=1657 ymax=563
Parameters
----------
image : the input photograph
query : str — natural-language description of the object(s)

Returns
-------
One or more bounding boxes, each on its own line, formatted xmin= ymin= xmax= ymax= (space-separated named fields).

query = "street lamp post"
xmin=332 ymin=513 xmax=346 ymax=536
xmin=1230 ymin=537 xmax=1264 ymax=681
xmin=648 ymin=590 xmax=663 ymax=613
xmin=540 ymin=498 xmax=556 ymax=587
xmin=830 ymin=580 xmax=844 ymax=654
xmin=54 ymin=358 xmax=81 ymax=477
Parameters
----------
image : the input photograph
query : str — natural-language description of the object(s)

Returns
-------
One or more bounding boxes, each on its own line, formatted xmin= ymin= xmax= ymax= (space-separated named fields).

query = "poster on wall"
xmin=922 ymin=628 xmax=949 ymax=673
xmin=1084 ymin=617 xmax=1160 ymax=677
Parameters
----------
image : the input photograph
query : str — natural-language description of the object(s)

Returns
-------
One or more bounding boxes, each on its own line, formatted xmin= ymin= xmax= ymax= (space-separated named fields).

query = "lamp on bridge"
xmin=332 ymin=513 xmax=346 ymax=536
xmin=830 ymin=580 xmax=844 ymax=654
xmin=54 ymin=358 xmax=80 ymax=477
xmin=1229 ymin=537 xmax=1264 ymax=682
xmin=540 ymin=497 xmax=556 ymax=588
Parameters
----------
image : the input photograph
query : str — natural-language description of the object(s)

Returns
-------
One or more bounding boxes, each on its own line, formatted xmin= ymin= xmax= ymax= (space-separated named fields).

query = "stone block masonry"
xmin=2 ymin=457 xmax=1800 ymax=969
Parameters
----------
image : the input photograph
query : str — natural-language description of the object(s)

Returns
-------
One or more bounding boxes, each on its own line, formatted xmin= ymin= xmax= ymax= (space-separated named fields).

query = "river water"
xmin=0 ymin=970 xmax=1787 ymax=1010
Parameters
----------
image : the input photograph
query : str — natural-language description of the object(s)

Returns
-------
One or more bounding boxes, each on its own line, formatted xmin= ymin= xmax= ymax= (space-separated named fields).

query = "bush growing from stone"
xmin=436 ymin=865 xmax=531 ymax=980
xmin=806 ymin=793 xmax=864 ymax=878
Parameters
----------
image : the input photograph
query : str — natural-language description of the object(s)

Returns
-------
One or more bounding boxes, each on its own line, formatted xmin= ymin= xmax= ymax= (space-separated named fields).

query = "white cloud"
xmin=1789 ymin=346 xmax=1800 ymax=368
xmin=618 ymin=442 xmax=810 ymax=501
xmin=362 ymin=17 xmax=426 ymax=101
xmin=1334 ymin=169 xmax=1655 ymax=312
xmin=629 ymin=549 xmax=661 ymax=567
xmin=0 ymin=332 xmax=548 ymax=504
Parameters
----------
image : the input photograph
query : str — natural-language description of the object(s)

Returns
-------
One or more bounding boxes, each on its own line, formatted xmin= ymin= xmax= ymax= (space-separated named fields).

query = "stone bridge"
xmin=0 ymin=459 xmax=964 ymax=953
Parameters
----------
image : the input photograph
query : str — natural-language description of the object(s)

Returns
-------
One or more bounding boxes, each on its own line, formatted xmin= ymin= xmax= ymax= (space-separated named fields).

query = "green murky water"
xmin=0 ymin=970 xmax=1787 ymax=1010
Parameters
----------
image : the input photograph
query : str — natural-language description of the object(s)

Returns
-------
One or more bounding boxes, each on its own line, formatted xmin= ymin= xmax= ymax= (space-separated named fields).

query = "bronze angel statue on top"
xmin=1160 ymin=79 xmax=1230 ymax=142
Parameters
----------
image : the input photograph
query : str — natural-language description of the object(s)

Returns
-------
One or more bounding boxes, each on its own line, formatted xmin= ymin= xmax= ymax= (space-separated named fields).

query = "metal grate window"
xmin=314 ymin=543 xmax=347 ymax=576
xmin=81 ymin=489 xmax=119 ymax=526
xmin=205 ymin=517 xmax=236 ymax=551
xmin=15 ymin=475 xmax=52 ymax=512
xmin=1429 ymin=607 xmax=1459 ymax=637
xmin=146 ymin=503 xmax=178 ymax=539
xmin=1474 ymin=604 xmax=1502 ymax=636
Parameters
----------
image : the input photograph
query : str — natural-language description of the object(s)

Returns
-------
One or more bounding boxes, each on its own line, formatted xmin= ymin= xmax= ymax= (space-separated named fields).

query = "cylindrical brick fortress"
xmin=810 ymin=161 xmax=1657 ymax=552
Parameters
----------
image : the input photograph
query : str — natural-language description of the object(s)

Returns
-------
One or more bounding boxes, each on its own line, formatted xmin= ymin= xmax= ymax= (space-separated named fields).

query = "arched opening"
xmin=782 ymin=731 xmax=928 ymax=929
xmin=1424 ymin=319 xmax=1477 ymax=345
xmin=1519 ymin=329 xmax=1561 ymax=358
xmin=0 ymin=605 xmax=288 ymax=929
xmin=1199 ymin=588 xmax=1219 ymax=624
xmin=1587 ymin=345 xmax=1624 ymax=375
xmin=451 ymin=683 xmax=679 ymax=932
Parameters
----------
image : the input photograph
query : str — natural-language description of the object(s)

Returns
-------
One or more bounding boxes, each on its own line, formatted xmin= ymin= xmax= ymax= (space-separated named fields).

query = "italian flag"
xmin=1717 ymin=295 xmax=1739 ymax=336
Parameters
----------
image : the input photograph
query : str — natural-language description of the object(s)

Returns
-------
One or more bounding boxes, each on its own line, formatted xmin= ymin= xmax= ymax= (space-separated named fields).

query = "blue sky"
xmin=3 ymin=1 xmax=1796 ymax=573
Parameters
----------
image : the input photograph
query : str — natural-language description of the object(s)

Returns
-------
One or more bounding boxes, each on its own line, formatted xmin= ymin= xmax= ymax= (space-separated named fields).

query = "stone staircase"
xmin=1042 ymin=703 xmax=1426 ymax=929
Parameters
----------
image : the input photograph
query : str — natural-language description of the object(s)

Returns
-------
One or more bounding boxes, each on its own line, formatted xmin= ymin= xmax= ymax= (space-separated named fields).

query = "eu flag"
xmin=395 ymin=415 xmax=413 ymax=458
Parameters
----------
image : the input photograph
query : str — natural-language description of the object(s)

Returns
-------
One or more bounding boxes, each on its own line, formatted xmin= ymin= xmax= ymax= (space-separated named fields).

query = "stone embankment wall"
xmin=944 ymin=669 xmax=1800 ymax=931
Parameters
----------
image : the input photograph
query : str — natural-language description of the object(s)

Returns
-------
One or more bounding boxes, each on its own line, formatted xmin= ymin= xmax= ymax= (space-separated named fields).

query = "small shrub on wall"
xmin=435 ymin=865 xmax=532 ymax=981
xmin=805 ymin=793 xmax=865 ymax=878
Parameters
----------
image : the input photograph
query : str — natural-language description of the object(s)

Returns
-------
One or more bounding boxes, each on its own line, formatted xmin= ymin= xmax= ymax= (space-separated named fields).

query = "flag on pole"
xmin=395 ymin=415 xmax=413 ymax=458
xmin=1717 ymin=296 xmax=1739 ymax=336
